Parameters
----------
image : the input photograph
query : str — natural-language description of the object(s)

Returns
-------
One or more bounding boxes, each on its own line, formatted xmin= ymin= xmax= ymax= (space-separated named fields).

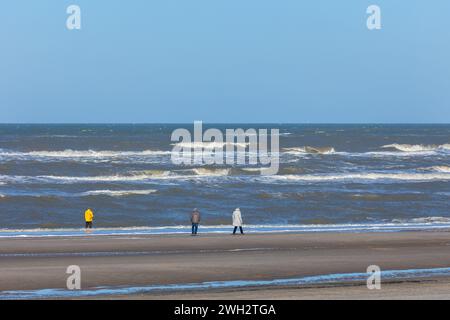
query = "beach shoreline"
xmin=1 ymin=230 xmax=450 ymax=299
xmin=98 ymin=277 xmax=450 ymax=300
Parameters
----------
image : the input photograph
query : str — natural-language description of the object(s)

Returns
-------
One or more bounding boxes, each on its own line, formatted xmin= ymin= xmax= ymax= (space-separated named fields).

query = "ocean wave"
xmin=172 ymin=142 xmax=248 ymax=149
xmin=79 ymin=189 xmax=157 ymax=197
xmin=325 ymin=149 xmax=445 ymax=158
xmin=0 ymin=174 xmax=168 ymax=184
xmin=129 ymin=170 xmax=171 ymax=176
xmin=132 ymin=168 xmax=232 ymax=177
xmin=283 ymin=146 xmax=335 ymax=154
xmin=0 ymin=149 xmax=171 ymax=159
xmin=191 ymin=168 xmax=231 ymax=176
xmin=34 ymin=135 xmax=80 ymax=138
xmin=428 ymin=166 xmax=450 ymax=173
xmin=381 ymin=144 xmax=450 ymax=152
xmin=0 ymin=168 xmax=232 ymax=184
xmin=264 ymin=172 xmax=450 ymax=183
xmin=0 ymin=189 xmax=158 ymax=199
xmin=1 ymin=144 xmax=447 ymax=164
xmin=36 ymin=174 xmax=174 ymax=183
xmin=394 ymin=217 xmax=450 ymax=224
xmin=282 ymin=143 xmax=450 ymax=158
xmin=240 ymin=168 xmax=263 ymax=173
xmin=2 ymin=169 xmax=450 ymax=185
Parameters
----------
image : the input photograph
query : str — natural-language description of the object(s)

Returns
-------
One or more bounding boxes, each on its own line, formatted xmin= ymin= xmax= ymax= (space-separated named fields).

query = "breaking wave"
xmin=0 ymin=189 xmax=158 ymax=199
xmin=282 ymin=143 xmax=450 ymax=158
xmin=172 ymin=142 xmax=248 ymax=149
xmin=35 ymin=174 xmax=170 ymax=183
xmin=79 ymin=189 xmax=158 ymax=197
xmin=0 ymin=168 xmax=233 ymax=184
xmin=264 ymin=172 xmax=450 ymax=183
xmin=283 ymin=146 xmax=336 ymax=154
xmin=0 ymin=149 xmax=170 ymax=158
xmin=393 ymin=217 xmax=450 ymax=224
xmin=1 ymin=144 xmax=448 ymax=164
xmin=129 ymin=170 xmax=171 ymax=177
xmin=2 ymin=169 xmax=449 ymax=185
xmin=428 ymin=166 xmax=450 ymax=173
xmin=191 ymin=168 xmax=231 ymax=176
xmin=381 ymin=144 xmax=450 ymax=152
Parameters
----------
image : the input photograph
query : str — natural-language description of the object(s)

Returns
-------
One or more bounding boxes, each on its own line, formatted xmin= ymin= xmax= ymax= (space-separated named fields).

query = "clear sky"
xmin=1 ymin=1 xmax=449 ymax=123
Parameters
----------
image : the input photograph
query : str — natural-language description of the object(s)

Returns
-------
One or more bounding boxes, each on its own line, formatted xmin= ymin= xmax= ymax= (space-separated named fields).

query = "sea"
xmin=0 ymin=124 xmax=449 ymax=237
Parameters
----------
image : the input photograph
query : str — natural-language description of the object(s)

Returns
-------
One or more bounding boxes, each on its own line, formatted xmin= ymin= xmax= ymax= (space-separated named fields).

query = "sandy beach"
xmin=1 ymin=231 xmax=450 ymax=299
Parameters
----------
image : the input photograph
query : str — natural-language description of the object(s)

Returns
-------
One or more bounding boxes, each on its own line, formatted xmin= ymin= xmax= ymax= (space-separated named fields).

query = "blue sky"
xmin=1 ymin=1 xmax=449 ymax=123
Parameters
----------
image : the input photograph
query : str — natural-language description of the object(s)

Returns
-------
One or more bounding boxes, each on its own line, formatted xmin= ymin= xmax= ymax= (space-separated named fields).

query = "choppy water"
xmin=0 ymin=124 xmax=449 ymax=234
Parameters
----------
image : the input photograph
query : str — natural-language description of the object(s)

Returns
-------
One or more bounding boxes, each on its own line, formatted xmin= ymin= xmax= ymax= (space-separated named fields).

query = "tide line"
xmin=2 ymin=267 xmax=450 ymax=299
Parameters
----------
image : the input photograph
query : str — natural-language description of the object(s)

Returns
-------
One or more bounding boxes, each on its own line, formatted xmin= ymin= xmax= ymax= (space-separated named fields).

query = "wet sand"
xmin=114 ymin=278 xmax=450 ymax=300
xmin=1 ymin=231 xmax=450 ymax=299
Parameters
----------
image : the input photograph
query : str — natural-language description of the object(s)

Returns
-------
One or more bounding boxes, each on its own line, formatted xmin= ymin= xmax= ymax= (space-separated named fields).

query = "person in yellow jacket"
xmin=85 ymin=208 xmax=94 ymax=229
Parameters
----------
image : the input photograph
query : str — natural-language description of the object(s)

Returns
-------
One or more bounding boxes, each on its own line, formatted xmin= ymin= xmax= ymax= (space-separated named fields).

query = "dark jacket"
xmin=191 ymin=211 xmax=201 ymax=224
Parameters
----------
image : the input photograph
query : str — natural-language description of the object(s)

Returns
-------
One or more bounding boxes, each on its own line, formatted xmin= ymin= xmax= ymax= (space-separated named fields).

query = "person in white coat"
xmin=232 ymin=208 xmax=244 ymax=235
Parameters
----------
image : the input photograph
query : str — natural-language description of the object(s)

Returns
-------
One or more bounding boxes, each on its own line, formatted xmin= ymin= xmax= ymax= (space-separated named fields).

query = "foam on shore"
xmin=1 ymin=220 xmax=450 ymax=238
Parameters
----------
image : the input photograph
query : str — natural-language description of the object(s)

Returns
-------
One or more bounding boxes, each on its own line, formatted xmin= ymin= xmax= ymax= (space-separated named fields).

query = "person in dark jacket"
xmin=191 ymin=208 xmax=201 ymax=235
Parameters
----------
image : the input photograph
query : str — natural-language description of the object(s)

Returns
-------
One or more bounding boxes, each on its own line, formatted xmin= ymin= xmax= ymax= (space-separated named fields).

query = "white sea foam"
xmin=264 ymin=172 xmax=450 ymax=182
xmin=191 ymin=168 xmax=230 ymax=176
xmin=411 ymin=217 xmax=450 ymax=223
xmin=130 ymin=170 xmax=171 ymax=177
xmin=1 ymin=220 xmax=450 ymax=238
xmin=80 ymin=189 xmax=157 ymax=197
xmin=0 ymin=174 xmax=171 ymax=184
xmin=282 ymin=143 xmax=450 ymax=158
xmin=0 ymin=149 xmax=170 ymax=158
xmin=172 ymin=142 xmax=248 ymax=149
xmin=36 ymin=174 xmax=175 ymax=182
xmin=429 ymin=166 xmax=450 ymax=173
xmin=382 ymin=144 xmax=450 ymax=152
xmin=0 ymin=189 xmax=158 ymax=198
xmin=241 ymin=168 xmax=263 ymax=172
xmin=283 ymin=146 xmax=336 ymax=154
xmin=2 ymin=168 xmax=450 ymax=185
xmin=0 ymin=168 xmax=233 ymax=184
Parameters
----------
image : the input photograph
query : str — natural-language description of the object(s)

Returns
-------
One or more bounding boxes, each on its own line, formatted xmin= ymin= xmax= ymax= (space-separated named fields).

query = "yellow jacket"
xmin=85 ymin=209 xmax=94 ymax=222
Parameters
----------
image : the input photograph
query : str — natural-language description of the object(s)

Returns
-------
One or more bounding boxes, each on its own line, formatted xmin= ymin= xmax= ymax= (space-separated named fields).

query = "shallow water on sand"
xmin=3 ymin=267 xmax=450 ymax=299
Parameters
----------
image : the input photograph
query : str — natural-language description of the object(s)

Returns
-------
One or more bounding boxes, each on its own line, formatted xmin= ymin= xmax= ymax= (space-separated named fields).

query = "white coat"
xmin=232 ymin=209 xmax=243 ymax=227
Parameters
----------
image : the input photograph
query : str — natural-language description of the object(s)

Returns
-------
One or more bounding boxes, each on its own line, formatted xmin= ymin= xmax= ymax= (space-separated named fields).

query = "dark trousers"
xmin=192 ymin=223 xmax=199 ymax=235
xmin=85 ymin=221 xmax=93 ymax=229
xmin=233 ymin=226 xmax=244 ymax=234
